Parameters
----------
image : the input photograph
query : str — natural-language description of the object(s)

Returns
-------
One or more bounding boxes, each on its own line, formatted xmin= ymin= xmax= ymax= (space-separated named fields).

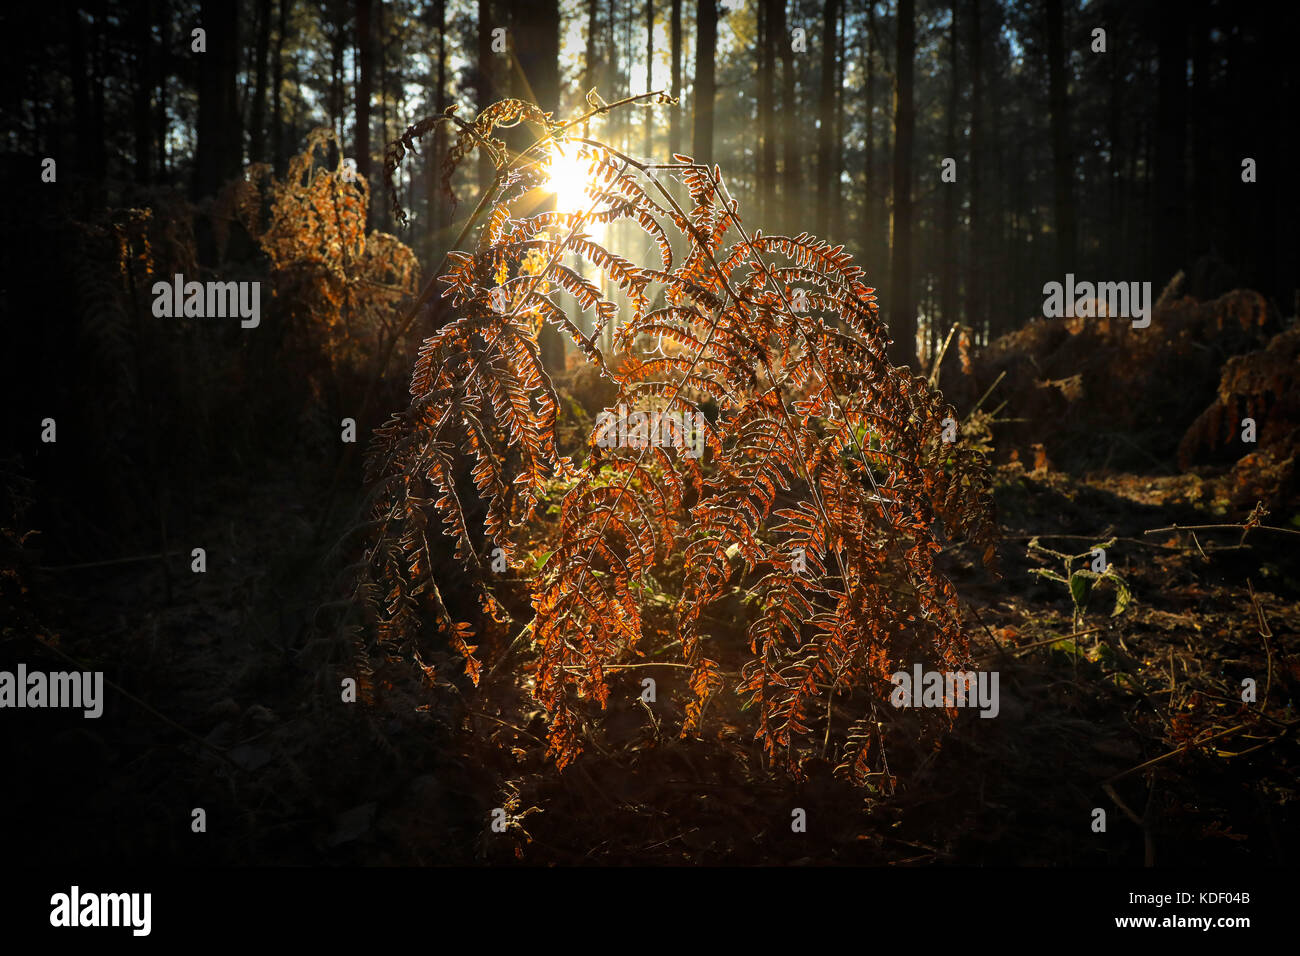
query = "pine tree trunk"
xmin=888 ymin=0 xmax=916 ymax=367
xmin=1045 ymin=0 xmax=1076 ymax=278
xmin=939 ymin=2 xmax=959 ymax=343
xmin=249 ymin=0 xmax=272 ymax=164
xmin=271 ymin=0 xmax=290 ymax=176
xmin=965 ymin=0 xmax=983 ymax=335
xmin=508 ymin=0 xmax=565 ymax=374
xmin=692 ymin=0 xmax=716 ymax=164
xmin=757 ymin=0 xmax=776 ymax=227
xmin=477 ymin=0 xmax=495 ymax=193
xmin=1155 ymin=0 xmax=1188 ymax=283
xmin=776 ymin=0 xmax=796 ymax=234
xmin=669 ymin=0 xmax=682 ymax=157
xmin=194 ymin=0 xmax=240 ymax=197
xmin=644 ymin=0 xmax=654 ymax=158
xmin=355 ymin=0 xmax=373 ymax=197
xmin=815 ymin=0 xmax=840 ymax=238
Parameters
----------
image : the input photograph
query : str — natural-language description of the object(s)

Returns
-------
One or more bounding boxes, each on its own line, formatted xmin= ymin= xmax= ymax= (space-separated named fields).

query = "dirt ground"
xmin=5 ymin=406 xmax=1296 ymax=866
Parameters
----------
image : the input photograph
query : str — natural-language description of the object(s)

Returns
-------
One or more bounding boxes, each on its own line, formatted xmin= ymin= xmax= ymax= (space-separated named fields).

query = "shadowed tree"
xmin=194 ymin=0 xmax=241 ymax=197
xmin=130 ymin=0 xmax=155 ymax=183
xmin=476 ymin=0 xmax=496 ymax=191
xmin=692 ymin=0 xmax=716 ymax=164
xmin=1045 ymin=0 xmax=1076 ymax=277
xmin=669 ymin=0 xmax=682 ymax=156
xmin=888 ymin=0 xmax=916 ymax=366
xmin=507 ymin=0 xmax=565 ymax=373
xmin=965 ymin=0 xmax=984 ymax=336
xmin=271 ymin=0 xmax=292 ymax=176
xmin=645 ymin=0 xmax=653 ymax=158
xmin=355 ymin=0 xmax=373 ymax=200
xmin=939 ymin=2 xmax=960 ymax=339
xmin=249 ymin=0 xmax=272 ymax=164
xmin=776 ymin=0 xmax=796 ymax=233
xmin=815 ymin=0 xmax=841 ymax=239
xmin=757 ymin=0 xmax=776 ymax=226
xmin=1155 ymin=0 xmax=1187 ymax=283
xmin=424 ymin=0 xmax=450 ymax=269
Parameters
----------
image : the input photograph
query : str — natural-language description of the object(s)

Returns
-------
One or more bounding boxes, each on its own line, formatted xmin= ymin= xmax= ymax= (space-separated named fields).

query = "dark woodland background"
xmin=1 ymin=0 xmax=1298 ymax=867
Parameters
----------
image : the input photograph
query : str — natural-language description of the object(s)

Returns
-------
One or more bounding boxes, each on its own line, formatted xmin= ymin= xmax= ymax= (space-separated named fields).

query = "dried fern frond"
xmin=362 ymin=99 xmax=997 ymax=786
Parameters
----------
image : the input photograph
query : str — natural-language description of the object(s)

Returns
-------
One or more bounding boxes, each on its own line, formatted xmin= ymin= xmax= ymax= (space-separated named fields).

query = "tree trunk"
xmin=965 ymin=0 xmax=983 ymax=335
xmin=1045 ymin=0 xmax=1076 ymax=277
xmin=831 ymin=0 xmax=846 ymax=241
xmin=692 ymin=0 xmax=716 ymax=164
xmin=249 ymin=0 xmax=272 ymax=164
xmin=271 ymin=0 xmax=290 ymax=176
xmin=377 ymin=0 xmax=390 ymax=230
xmin=157 ymin=5 xmax=170 ymax=175
xmin=776 ymin=0 xmax=796 ymax=233
xmin=608 ymin=0 xmax=619 ymax=142
xmin=669 ymin=0 xmax=682 ymax=156
xmin=644 ymin=0 xmax=654 ymax=158
xmin=507 ymin=0 xmax=566 ymax=373
xmin=888 ymin=0 xmax=916 ymax=367
xmin=1155 ymin=0 xmax=1188 ymax=283
xmin=865 ymin=1 xmax=877 ymax=261
xmin=476 ymin=0 xmax=495 ymax=192
xmin=757 ymin=0 xmax=776 ymax=226
xmin=131 ymin=0 xmax=155 ymax=183
xmin=425 ymin=0 xmax=449 ymax=261
xmin=355 ymin=0 xmax=372 ymax=196
xmin=939 ymin=2 xmax=959 ymax=340
xmin=1188 ymin=0 xmax=1210 ymax=259
xmin=89 ymin=0 xmax=108 ymax=185
xmin=194 ymin=0 xmax=241 ymax=197
xmin=815 ymin=0 xmax=840 ymax=238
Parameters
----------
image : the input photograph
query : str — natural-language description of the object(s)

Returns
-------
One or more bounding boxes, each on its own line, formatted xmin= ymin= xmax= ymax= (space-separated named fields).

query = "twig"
xmin=468 ymin=709 xmax=547 ymax=745
xmin=962 ymin=600 xmax=1010 ymax=662
xmin=1106 ymin=720 xmax=1298 ymax=784
xmin=1247 ymin=579 xmax=1274 ymax=708
xmin=1101 ymin=782 xmax=1144 ymax=827
xmin=1144 ymin=522 xmax=1300 ymax=539
xmin=37 ymin=551 xmax=189 ymax=573
xmin=929 ymin=323 xmax=959 ymax=387
xmin=1010 ymin=626 xmax=1106 ymax=657
xmin=1003 ymin=533 xmax=1181 ymax=552
xmin=969 ymin=370 xmax=1006 ymax=416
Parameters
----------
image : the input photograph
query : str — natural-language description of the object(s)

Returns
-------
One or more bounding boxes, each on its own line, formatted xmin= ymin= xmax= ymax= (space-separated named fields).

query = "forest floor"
xmin=9 ymin=422 xmax=1297 ymax=866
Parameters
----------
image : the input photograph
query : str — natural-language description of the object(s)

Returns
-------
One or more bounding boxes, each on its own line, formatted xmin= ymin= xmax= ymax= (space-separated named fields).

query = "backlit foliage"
xmin=361 ymin=98 xmax=997 ymax=786
xmin=215 ymin=127 xmax=420 ymax=380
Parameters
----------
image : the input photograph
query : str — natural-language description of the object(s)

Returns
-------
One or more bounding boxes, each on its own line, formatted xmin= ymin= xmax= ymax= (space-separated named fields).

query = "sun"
xmin=545 ymin=140 xmax=595 ymax=218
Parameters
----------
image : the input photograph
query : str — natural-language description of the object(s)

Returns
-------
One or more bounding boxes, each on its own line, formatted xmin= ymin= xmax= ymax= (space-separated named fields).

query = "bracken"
xmin=360 ymin=97 xmax=997 ymax=787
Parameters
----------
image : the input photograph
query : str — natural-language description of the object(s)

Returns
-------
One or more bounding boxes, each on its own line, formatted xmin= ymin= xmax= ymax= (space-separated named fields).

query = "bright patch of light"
xmin=545 ymin=141 xmax=595 ymax=218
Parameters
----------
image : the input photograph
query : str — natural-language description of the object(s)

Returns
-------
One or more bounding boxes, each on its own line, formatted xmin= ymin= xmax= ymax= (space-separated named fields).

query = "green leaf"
xmin=1050 ymin=639 xmax=1083 ymax=661
xmin=1108 ymin=571 xmax=1132 ymax=617
xmin=1069 ymin=571 xmax=1093 ymax=609
xmin=1029 ymin=568 xmax=1069 ymax=585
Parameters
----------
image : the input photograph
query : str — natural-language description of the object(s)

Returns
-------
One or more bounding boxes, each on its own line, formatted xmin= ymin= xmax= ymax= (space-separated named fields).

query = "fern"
xmin=361 ymin=97 xmax=997 ymax=786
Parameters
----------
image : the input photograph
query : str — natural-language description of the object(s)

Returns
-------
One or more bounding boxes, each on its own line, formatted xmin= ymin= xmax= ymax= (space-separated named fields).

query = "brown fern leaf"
xmin=362 ymin=106 xmax=997 ymax=785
